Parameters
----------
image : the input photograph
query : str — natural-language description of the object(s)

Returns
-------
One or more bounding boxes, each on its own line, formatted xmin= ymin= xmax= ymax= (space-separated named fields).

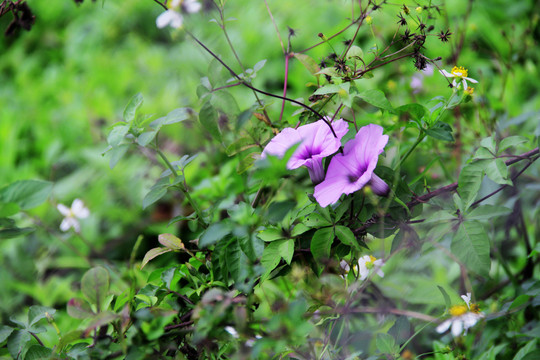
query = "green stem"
xmin=155 ymin=148 xmax=207 ymax=228
xmin=396 ymin=131 xmax=426 ymax=169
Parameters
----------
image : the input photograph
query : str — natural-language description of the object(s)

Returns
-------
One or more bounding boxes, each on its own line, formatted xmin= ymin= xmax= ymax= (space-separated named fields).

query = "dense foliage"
xmin=1 ymin=0 xmax=539 ymax=359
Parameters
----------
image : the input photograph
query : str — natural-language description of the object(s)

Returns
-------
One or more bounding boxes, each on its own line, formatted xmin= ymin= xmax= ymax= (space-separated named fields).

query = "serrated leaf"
xmin=81 ymin=267 xmax=110 ymax=312
xmin=279 ymin=239 xmax=294 ymax=265
xmin=108 ymin=144 xmax=130 ymax=169
xmin=335 ymin=226 xmax=359 ymax=249
xmin=25 ymin=345 xmax=52 ymax=360
xmin=137 ymin=131 xmax=158 ymax=147
xmin=376 ymin=333 xmax=398 ymax=355
xmin=451 ymin=221 xmax=490 ymax=277
xmin=466 ymin=205 xmax=511 ymax=221
xmin=7 ymin=330 xmax=31 ymax=359
xmin=158 ymin=233 xmax=184 ymax=250
xmin=485 ymin=158 xmax=512 ymax=185
xmin=499 ymin=136 xmax=528 ymax=152
xmin=123 ymin=93 xmax=143 ymax=123
xmin=199 ymin=222 xmax=232 ymax=248
xmin=480 ymin=136 xmax=496 ymax=154
xmin=0 ymin=180 xmax=53 ymax=210
xmin=458 ymin=162 xmax=484 ymax=210
xmin=357 ymin=89 xmax=393 ymax=111
xmin=257 ymin=228 xmax=285 ymax=242
xmin=67 ymin=298 xmax=95 ymax=319
xmin=151 ymin=107 xmax=191 ymax=129
xmin=199 ymin=100 xmax=221 ymax=141
xmin=28 ymin=306 xmax=55 ymax=327
xmin=0 ymin=325 xmax=14 ymax=343
xmin=142 ymin=186 xmax=167 ymax=210
xmin=107 ymin=125 xmax=129 ymax=147
xmin=310 ymin=227 xmax=334 ymax=260
xmin=425 ymin=122 xmax=454 ymax=141
xmin=141 ymin=247 xmax=172 ymax=269
xmin=293 ymin=53 xmax=321 ymax=76
xmin=474 ymin=147 xmax=495 ymax=160
xmin=261 ymin=241 xmax=283 ymax=279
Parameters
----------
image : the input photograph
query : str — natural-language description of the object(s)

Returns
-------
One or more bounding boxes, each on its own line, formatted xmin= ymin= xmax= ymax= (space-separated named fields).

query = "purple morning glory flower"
xmin=262 ymin=118 xmax=349 ymax=184
xmin=314 ymin=124 xmax=389 ymax=207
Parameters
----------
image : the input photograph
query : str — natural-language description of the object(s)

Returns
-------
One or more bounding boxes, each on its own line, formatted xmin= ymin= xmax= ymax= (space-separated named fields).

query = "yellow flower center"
xmin=366 ymin=255 xmax=377 ymax=269
xmin=451 ymin=66 xmax=468 ymax=78
xmin=449 ymin=305 xmax=468 ymax=316
xmin=469 ymin=303 xmax=481 ymax=314
xmin=465 ymin=87 xmax=474 ymax=95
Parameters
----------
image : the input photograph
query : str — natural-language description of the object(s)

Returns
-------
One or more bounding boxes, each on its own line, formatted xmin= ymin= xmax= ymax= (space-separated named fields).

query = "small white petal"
xmin=376 ymin=268 xmax=385 ymax=278
xmin=156 ymin=10 xmax=183 ymax=29
xmin=72 ymin=199 xmax=90 ymax=219
xmin=462 ymin=78 xmax=468 ymax=90
xmin=451 ymin=319 xmax=463 ymax=337
xmin=465 ymin=76 xmax=478 ymax=84
xmin=225 ymin=326 xmax=239 ymax=338
xmin=60 ymin=218 xmax=71 ymax=232
xmin=171 ymin=0 xmax=181 ymax=7
xmin=57 ymin=204 xmax=71 ymax=216
xmin=452 ymin=79 xmax=458 ymax=88
xmin=439 ymin=69 xmax=454 ymax=77
xmin=184 ymin=0 xmax=202 ymax=13
xmin=461 ymin=293 xmax=472 ymax=308
xmin=436 ymin=319 xmax=452 ymax=333
xmin=340 ymin=260 xmax=350 ymax=272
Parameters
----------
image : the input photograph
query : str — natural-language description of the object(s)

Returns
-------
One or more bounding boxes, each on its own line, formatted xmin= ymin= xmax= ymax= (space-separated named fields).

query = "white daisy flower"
xmin=436 ymin=293 xmax=484 ymax=337
xmin=439 ymin=66 xmax=478 ymax=90
xmin=57 ymin=199 xmax=90 ymax=233
xmin=156 ymin=0 xmax=201 ymax=29
xmin=357 ymin=255 xmax=384 ymax=281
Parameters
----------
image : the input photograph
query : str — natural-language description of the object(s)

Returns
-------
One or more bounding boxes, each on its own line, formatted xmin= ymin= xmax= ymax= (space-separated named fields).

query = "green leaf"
xmin=7 ymin=330 xmax=31 ymax=359
xmin=313 ymin=82 xmax=349 ymax=96
xmin=425 ymin=121 xmax=454 ymax=141
xmin=211 ymin=91 xmax=240 ymax=116
xmin=158 ymin=233 xmax=184 ymax=250
xmin=485 ymin=158 xmax=512 ymax=185
xmin=346 ymin=45 xmax=364 ymax=59
xmin=357 ymin=89 xmax=393 ymax=111
xmin=293 ymin=53 xmax=321 ymax=76
xmin=199 ymin=222 xmax=232 ymax=248
xmin=0 ymin=325 xmax=14 ymax=344
xmin=509 ymin=294 xmax=530 ymax=311
xmin=261 ymin=241 xmax=283 ymax=279
xmin=0 ymin=227 xmax=34 ymax=239
xmin=291 ymin=223 xmax=310 ymax=237
xmin=437 ymin=286 xmax=451 ymax=311
xmin=107 ymin=124 xmax=129 ymax=147
xmin=513 ymin=340 xmax=537 ymax=360
xmin=395 ymin=103 xmax=427 ymax=122
xmin=108 ymin=144 xmax=130 ymax=169
xmin=279 ymin=239 xmax=294 ymax=265
xmin=226 ymin=137 xmax=258 ymax=156
xmin=151 ymin=107 xmax=191 ymax=128
xmin=199 ymin=100 xmax=221 ymax=141
xmin=67 ymin=298 xmax=95 ymax=319
xmin=142 ymin=185 xmax=167 ymax=210
xmin=499 ymin=136 xmax=528 ymax=152
xmin=266 ymin=200 xmax=296 ymax=224
xmin=304 ymin=213 xmax=332 ymax=228
xmin=458 ymin=162 xmax=484 ymax=210
xmin=123 ymin=93 xmax=143 ymax=123
xmin=137 ymin=131 xmax=158 ymax=147
xmin=0 ymin=180 xmax=53 ymax=210
xmin=310 ymin=227 xmax=334 ymax=260
xmin=141 ymin=247 xmax=172 ymax=269
xmin=335 ymin=225 xmax=359 ymax=249
xmin=376 ymin=333 xmax=398 ymax=355
xmin=28 ymin=306 xmax=55 ymax=327
xmin=81 ymin=266 xmax=110 ymax=312
xmin=257 ymin=227 xmax=285 ymax=242
xmin=480 ymin=136 xmax=496 ymax=154
xmin=25 ymin=345 xmax=52 ymax=360
xmin=474 ymin=147 xmax=495 ymax=160
xmin=466 ymin=205 xmax=511 ymax=221
xmin=451 ymin=221 xmax=491 ymax=277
